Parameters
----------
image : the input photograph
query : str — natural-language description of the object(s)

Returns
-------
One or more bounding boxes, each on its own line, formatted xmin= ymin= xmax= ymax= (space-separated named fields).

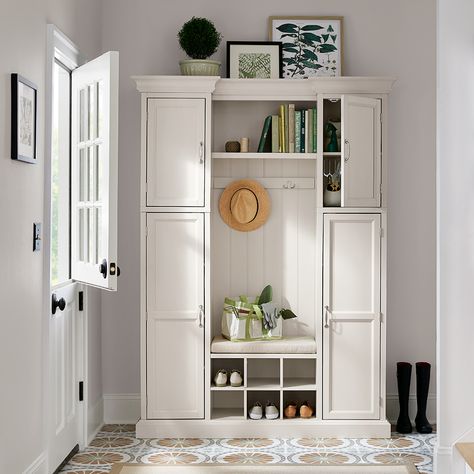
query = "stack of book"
xmin=257 ymin=104 xmax=318 ymax=154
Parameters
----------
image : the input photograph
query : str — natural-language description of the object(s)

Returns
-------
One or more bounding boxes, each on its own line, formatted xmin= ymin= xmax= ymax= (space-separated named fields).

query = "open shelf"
xmin=323 ymin=152 xmax=341 ymax=157
xmin=247 ymin=378 xmax=281 ymax=390
xmin=283 ymin=378 xmax=317 ymax=391
xmin=211 ymin=408 xmax=245 ymax=420
xmin=212 ymin=152 xmax=317 ymax=160
xmin=211 ymin=384 xmax=245 ymax=391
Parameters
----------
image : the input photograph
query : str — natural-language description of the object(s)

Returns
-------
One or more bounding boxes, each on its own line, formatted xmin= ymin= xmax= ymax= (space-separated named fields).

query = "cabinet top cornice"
xmin=132 ymin=76 xmax=396 ymax=97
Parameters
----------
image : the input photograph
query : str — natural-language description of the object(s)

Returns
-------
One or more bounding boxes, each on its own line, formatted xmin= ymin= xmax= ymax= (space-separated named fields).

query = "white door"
xmin=323 ymin=214 xmax=381 ymax=420
xmin=50 ymin=285 xmax=83 ymax=470
xmin=146 ymin=213 xmax=205 ymax=419
xmin=341 ymin=96 xmax=381 ymax=207
xmin=147 ymin=98 xmax=205 ymax=207
xmin=71 ymin=51 xmax=119 ymax=290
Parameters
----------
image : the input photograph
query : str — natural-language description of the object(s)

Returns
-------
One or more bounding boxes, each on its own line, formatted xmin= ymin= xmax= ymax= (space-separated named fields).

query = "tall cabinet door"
xmin=146 ymin=213 xmax=205 ymax=419
xmin=147 ymin=98 xmax=205 ymax=207
xmin=323 ymin=214 xmax=381 ymax=420
xmin=341 ymin=96 xmax=381 ymax=207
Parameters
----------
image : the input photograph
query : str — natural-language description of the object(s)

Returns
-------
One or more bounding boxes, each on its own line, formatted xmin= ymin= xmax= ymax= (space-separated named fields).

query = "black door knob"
xmin=52 ymin=293 xmax=66 ymax=315
xmin=99 ymin=259 xmax=107 ymax=279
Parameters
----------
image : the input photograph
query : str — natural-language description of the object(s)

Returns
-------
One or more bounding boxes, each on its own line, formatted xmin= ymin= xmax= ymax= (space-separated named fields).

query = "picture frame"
xmin=226 ymin=41 xmax=283 ymax=79
xmin=11 ymin=73 xmax=38 ymax=164
xmin=269 ymin=16 xmax=343 ymax=78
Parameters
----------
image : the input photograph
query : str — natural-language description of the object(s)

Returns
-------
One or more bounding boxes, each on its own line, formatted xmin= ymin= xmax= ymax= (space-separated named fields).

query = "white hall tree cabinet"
xmin=134 ymin=75 xmax=394 ymax=438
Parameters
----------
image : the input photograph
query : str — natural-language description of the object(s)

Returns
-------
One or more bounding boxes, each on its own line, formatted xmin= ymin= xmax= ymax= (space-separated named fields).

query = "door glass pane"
xmin=51 ymin=61 xmax=71 ymax=286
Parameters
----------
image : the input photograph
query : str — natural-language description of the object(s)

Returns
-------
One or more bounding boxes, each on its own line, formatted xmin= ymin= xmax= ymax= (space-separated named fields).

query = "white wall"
xmin=436 ymin=0 xmax=474 ymax=471
xmin=100 ymin=0 xmax=436 ymax=418
xmin=0 ymin=1 xmax=102 ymax=472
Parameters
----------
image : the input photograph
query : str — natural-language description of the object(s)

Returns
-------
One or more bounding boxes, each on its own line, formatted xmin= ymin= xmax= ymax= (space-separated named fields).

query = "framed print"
xmin=11 ymin=73 xmax=38 ymax=164
xmin=269 ymin=16 xmax=343 ymax=78
xmin=227 ymin=41 xmax=283 ymax=79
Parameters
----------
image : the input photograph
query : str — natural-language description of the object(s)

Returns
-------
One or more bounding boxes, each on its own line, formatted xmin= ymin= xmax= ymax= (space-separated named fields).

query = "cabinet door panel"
xmin=146 ymin=213 xmax=204 ymax=419
xmin=323 ymin=214 xmax=381 ymax=420
xmin=342 ymin=96 xmax=381 ymax=207
xmin=147 ymin=98 xmax=205 ymax=207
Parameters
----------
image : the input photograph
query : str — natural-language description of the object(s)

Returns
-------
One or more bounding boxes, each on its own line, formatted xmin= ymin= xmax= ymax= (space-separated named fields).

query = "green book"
xmin=271 ymin=115 xmax=279 ymax=153
xmin=307 ymin=109 xmax=313 ymax=154
xmin=257 ymin=115 xmax=272 ymax=152
xmin=300 ymin=108 xmax=306 ymax=153
xmin=295 ymin=110 xmax=301 ymax=153
xmin=312 ymin=108 xmax=318 ymax=152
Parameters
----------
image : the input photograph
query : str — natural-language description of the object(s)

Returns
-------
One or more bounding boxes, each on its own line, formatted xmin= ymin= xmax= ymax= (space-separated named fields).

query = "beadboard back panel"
xmin=211 ymin=158 xmax=317 ymax=339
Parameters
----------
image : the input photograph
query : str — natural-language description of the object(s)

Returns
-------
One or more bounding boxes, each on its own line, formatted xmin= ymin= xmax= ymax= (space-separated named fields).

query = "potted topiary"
xmin=178 ymin=17 xmax=222 ymax=76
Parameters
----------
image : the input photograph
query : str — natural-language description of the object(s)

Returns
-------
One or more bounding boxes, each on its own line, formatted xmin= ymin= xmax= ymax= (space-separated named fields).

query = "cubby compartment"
xmin=323 ymin=98 xmax=341 ymax=153
xmin=247 ymin=390 xmax=281 ymax=420
xmin=283 ymin=390 xmax=317 ymax=420
xmin=211 ymin=358 xmax=244 ymax=390
xmin=246 ymin=358 xmax=280 ymax=390
xmin=211 ymin=391 xmax=245 ymax=420
xmin=212 ymin=100 xmax=318 ymax=155
xmin=283 ymin=358 xmax=317 ymax=390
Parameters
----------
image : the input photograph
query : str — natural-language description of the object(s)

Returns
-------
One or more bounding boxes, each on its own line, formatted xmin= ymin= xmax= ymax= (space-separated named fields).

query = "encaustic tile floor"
xmin=60 ymin=425 xmax=435 ymax=474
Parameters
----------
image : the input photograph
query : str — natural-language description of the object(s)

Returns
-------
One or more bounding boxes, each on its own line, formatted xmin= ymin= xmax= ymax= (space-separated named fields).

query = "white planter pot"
xmin=324 ymin=189 xmax=341 ymax=207
xmin=179 ymin=59 xmax=221 ymax=76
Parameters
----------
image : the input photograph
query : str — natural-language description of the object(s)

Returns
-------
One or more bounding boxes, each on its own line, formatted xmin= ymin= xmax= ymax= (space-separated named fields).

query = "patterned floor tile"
xmin=60 ymin=424 xmax=435 ymax=473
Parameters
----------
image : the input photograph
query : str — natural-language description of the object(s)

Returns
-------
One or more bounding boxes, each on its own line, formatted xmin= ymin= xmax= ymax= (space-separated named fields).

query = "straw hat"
xmin=219 ymin=179 xmax=271 ymax=232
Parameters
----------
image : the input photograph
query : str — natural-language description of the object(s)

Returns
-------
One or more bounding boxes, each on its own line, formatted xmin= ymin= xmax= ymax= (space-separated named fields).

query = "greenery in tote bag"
xmin=276 ymin=22 xmax=338 ymax=77
xmin=258 ymin=285 xmax=297 ymax=320
xmin=178 ymin=17 xmax=222 ymax=59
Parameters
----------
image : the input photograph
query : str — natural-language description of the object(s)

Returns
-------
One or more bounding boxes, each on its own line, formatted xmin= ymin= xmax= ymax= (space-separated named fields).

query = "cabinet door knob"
xmin=99 ymin=259 xmax=107 ymax=279
xmin=199 ymin=141 xmax=204 ymax=164
xmin=52 ymin=293 xmax=66 ymax=315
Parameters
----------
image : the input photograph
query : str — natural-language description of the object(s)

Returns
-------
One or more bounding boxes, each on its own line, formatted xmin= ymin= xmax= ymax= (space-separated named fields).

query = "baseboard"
xmin=23 ymin=451 xmax=47 ymax=474
xmin=386 ymin=393 xmax=436 ymax=424
xmin=103 ymin=393 xmax=140 ymax=424
xmin=88 ymin=396 xmax=104 ymax=443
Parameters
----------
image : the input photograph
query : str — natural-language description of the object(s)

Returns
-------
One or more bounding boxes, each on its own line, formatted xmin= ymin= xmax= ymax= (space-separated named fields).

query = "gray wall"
xmin=0 ymin=1 xmax=102 ymax=471
xmin=100 ymin=0 xmax=436 ymax=405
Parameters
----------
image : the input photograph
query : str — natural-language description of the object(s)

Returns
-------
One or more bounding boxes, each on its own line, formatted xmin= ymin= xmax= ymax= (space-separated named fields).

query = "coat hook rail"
xmin=213 ymin=177 xmax=315 ymax=190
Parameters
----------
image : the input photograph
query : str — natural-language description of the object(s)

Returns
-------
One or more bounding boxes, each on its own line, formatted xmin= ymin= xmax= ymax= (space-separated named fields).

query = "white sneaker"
xmin=229 ymin=369 xmax=243 ymax=387
xmin=248 ymin=402 xmax=263 ymax=420
xmin=214 ymin=369 xmax=228 ymax=387
xmin=265 ymin=401 xmax=279 ymax=420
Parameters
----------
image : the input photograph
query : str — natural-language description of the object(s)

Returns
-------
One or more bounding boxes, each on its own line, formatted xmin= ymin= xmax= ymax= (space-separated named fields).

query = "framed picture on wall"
xmin=269 ymin=16 xmax=343 ymax=78
xmin=227 ymin=41 xmax=283 ymax=79
xmin=11 ymin=73 xmax=38 ymax=164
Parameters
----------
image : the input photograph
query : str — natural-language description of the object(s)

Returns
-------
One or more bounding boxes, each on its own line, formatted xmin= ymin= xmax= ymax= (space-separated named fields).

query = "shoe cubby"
xmin=283 ymin=358 xmax=317 ymax=390
xmin=211 ymin=391 xmax=245 ymax=420
xmin=211 ymin=358 xmax=244 ymax=390
xmin=283 ymin=390 xmax=317 ymax=420
xmin=247 ymin=390 xmax=281 ymax=421
xmin=246 ymin=357 xmax=280 ymax=390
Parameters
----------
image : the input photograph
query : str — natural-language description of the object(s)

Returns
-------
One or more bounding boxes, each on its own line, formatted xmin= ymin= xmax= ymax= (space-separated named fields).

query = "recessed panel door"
xmin=147 ymin=98 xmax=205 ymax=207
xmin=146 ymin=213 xmax=205 ymax=419
xmin=323 ymin=214 xmax=381 ymax=420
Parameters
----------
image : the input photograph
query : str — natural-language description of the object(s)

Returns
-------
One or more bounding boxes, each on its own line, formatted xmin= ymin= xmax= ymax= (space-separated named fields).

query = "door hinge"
xmin=379 ymin=312 xmax=383 ymax=323
xmin=78 ymin=291 xmax=84 ymax=311
xmin=79 ymin=381 xmax=84 ymax=402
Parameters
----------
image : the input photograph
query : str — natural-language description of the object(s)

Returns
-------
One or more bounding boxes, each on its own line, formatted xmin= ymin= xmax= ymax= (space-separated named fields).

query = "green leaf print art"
xmin=239 ymin=53 xmax=271 ymax=78
xmin=270 ymin=17 xmax=342 ymax=78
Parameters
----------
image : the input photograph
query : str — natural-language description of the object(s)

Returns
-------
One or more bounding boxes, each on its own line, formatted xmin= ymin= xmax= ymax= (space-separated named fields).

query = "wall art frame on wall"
xmin=269 ymin=16 xmax=343 ymax=78
xmin=226 ymin=41 xmax=283 ymax=79
xmin=11 ymin=73 xmax=38 ymax=164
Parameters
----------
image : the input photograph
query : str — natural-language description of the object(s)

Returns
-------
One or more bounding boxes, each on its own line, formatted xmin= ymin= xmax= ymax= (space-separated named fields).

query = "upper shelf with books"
xmin=212 ymin=152 xmax=318 ymax=160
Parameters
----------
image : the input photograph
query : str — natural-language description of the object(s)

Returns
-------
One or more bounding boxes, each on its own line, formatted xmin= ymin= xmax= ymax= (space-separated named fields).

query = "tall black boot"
xmin=396 ymin=362 xmax=413 ymax=433
xmin=415 ymin=362 xmax=433 ymax=434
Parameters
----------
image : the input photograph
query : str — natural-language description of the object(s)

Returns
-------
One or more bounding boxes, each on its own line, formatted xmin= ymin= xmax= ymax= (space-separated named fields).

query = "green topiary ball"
xmin=178 ymin=17 xmax=222 ymax=60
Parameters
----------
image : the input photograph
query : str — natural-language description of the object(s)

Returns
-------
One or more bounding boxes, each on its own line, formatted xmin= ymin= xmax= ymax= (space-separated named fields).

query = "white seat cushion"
xmin=211 ymin=335 xmax=317 ymax=354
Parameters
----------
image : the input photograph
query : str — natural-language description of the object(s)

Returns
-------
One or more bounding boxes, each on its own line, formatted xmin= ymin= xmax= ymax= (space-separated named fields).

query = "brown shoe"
xmin=284 ymin=402 xmax=297 ymax=418
xmin=299 ymin=401 xmax=314 ymax=418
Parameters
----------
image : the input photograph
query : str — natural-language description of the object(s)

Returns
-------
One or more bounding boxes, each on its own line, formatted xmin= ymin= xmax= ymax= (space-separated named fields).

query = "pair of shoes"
xmin=284 ymin=401 xmax=314 ymax=419
xmin=396 ymin=362 xmax=433 ymax=434
xmin=249 ymin=401 xmax=279 ymax=420
xmin=214 ymin=369 xmax=242 ymax=387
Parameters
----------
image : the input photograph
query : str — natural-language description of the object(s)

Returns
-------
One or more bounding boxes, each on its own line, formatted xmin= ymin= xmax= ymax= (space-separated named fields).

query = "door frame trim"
xmin=44 ymin=24 xmax=88 ymax=472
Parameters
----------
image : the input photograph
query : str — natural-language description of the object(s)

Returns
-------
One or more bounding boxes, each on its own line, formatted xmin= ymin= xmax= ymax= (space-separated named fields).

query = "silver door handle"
xmin=324 ymin=305 xmax=331 ymax=328
xmin=199 ymin=141 xmax=204 ymax=164
xmin=344 ymin=139 xmax=350 ymax=162
xmin=198 ymin=305 xmax=204 ymax=328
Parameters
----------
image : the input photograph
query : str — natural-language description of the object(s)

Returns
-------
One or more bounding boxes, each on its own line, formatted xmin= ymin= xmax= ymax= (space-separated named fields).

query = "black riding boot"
xmin=396 ymin=362 xmax=413 ymax=433
xmin=415 ymin=362 xmax=433 ymax=434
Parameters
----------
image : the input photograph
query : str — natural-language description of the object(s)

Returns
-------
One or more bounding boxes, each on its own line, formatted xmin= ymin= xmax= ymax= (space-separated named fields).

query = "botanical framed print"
xmin=11 ymin=73 xmax=38 ymax=164
xmin=269 ymin=16 xmax=343 ymax=78
xmin=227 ymin=41 xmax=283 ymax=79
